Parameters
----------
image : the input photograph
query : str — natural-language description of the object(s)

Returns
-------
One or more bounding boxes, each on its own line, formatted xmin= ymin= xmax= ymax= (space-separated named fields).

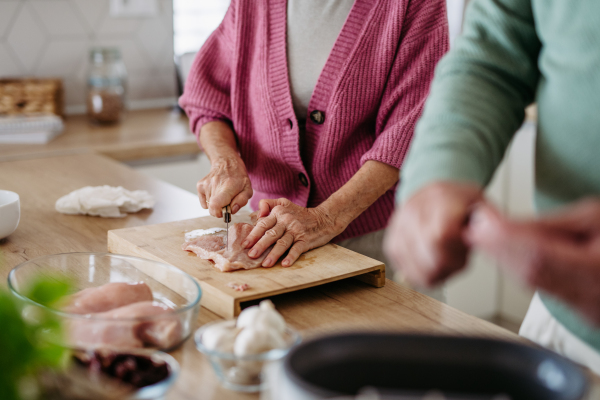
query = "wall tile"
xmin=71 ymin=0 xmax=108 ymax=32
xmin=154 ymin=70 xmax=177 ymax=97
xmin=96 ymin=16 xmax=142 ymax=37
xmin=154 ymin=44 xmax=175 ymax=70
xmin=30 ymin=1 xmax=87 ymax=37
xmin=64 ymin=75 xmax=86 ymax=105
xmin=136 ymin=18 xmax=170 ymax=66
xmin=0 ymin=1 xmax=20 ymax=39
xmin=126 ymin=70 xmax=153 ymax=99
xmin=7 ymin=4 xmax=48 ymax=73
xmin=1 ymin=0 xmax=176 ymax=110
xmin=0 ymin=43 xmax=22 ymax=77
xmin=160 ymin=0 xmax=174 ymax=31
xmin=36 ymin=38 xmax=87 ymax=76
xmin=91 ymin=38 xmax=151 ymax=73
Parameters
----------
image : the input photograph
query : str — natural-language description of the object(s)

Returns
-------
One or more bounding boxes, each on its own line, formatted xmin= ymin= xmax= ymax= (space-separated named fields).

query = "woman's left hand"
xmin=242 ymin=198 xmax=345 ymax=268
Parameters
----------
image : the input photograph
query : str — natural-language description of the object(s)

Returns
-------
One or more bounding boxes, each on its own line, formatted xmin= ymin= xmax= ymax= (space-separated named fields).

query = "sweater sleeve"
xmin=178 ymin=0 xmax=236 ymax=138
xmin=360 ymin=0 xmax=449 ymax=169
xmin=398 ymin=0 xmax=541 ymax=202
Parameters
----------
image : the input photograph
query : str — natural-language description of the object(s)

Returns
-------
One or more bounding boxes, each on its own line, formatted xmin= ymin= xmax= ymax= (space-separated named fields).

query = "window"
xmin=173 ymin=0 xmax=230 ymax=56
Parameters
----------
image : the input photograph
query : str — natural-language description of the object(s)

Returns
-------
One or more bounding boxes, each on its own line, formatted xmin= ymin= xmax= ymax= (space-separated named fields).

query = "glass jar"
xmin=86 ymin=47 xmax=127 ymax=124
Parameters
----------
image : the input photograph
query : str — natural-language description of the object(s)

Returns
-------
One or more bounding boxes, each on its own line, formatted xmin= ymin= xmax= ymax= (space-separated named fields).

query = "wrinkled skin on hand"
xmin=466 ymin=200 xmax=600 ymax=327
xmin=383 ymin=182 xmax=483 ymax=286
xmin=197 ymin=156 xmax=253 ymax=218
xmin=242 ymin=198 xmax=345 ymax=268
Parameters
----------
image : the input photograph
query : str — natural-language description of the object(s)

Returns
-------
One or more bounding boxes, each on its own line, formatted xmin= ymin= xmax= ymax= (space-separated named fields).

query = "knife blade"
xmin=222 ymin=205 xmax=231 ymax=250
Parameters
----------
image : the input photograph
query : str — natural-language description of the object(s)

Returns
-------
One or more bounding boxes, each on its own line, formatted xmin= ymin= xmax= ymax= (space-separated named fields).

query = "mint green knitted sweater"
xmin=399 ymin=0 xmax=600 ymax=350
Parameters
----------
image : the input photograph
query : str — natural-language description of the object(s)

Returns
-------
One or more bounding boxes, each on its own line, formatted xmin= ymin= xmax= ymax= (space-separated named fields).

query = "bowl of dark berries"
xmin=41 ymin=348 xmax=179 ymax=400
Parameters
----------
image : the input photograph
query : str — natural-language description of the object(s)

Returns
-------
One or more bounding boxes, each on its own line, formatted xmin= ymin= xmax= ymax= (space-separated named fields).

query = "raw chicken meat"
xmin=68 ymin=301 xmax=182 ymax=349
xmin=182 ymin=223 xmax=273 ymax=272
xmin=63 ymin=282 xmax=153 ymax=314
xmin=227 ymin=282 xmax=250 ymax=292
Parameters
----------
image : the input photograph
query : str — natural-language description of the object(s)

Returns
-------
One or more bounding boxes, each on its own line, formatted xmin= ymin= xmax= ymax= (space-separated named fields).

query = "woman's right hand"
xmin=197 ymin=155 xmax=253 ymax=218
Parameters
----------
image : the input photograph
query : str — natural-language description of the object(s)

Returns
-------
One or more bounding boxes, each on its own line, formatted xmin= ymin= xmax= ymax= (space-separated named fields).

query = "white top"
xmin=286 ymin=0 xmax=355 ymax=121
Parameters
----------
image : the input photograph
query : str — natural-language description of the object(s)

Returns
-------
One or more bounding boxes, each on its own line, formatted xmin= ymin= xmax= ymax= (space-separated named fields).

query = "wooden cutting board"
xmin=108 ymin=214 xmax=385 ymax=318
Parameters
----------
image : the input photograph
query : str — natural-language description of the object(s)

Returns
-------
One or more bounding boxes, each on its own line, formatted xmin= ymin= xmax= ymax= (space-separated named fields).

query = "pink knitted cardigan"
xmin=180 ymin=0 xmax=448 ymax=241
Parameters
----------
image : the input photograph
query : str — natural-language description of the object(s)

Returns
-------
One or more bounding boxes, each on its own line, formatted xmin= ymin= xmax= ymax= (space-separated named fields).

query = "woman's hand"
xmin=242 ymin=161 xmax=400 ymax=268
xmin=196 ymin=121 xmax=252 ymax=218
xmin=242 ymin=198 xmax=345 ymax=268
xmin=197 ymin=156 xmax=253 ymax=218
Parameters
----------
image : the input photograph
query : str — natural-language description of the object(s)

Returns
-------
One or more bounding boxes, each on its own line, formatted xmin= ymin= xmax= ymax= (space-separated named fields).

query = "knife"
xmin=222 ymin=205 xmax=231 ymax=250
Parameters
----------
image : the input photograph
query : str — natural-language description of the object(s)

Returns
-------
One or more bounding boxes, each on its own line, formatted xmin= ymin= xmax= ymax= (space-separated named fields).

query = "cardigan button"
xmin=298 ymin=173 xmax=309 ymax=187
xmin=287 ymin=118 xmax=293 ymax=129
xmin=309 ymin=110 xmax=325 ymax=125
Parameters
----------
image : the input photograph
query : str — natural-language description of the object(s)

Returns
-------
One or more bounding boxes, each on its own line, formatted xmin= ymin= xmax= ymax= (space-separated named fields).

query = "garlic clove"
xmin=202 ymin=320 xmax=239 ymax=353
xmin=257 ymin=300 xmax=286 ymax=334
xmin=259 ymin=299 xmax=276 ymax=311
xmin=234 ymin=327 xmax=270 ymax=356
xmin=236 ymin=305 xmax=261 ymax=329
xmin=237 ymin=300 xmax=286 ymax=334
xmin=234 ymin=326 xmax=286 ymax=356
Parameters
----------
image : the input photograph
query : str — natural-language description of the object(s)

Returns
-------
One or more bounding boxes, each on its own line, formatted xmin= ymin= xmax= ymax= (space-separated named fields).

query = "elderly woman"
xmin=180 ymin=0 xmax=448 ymax=282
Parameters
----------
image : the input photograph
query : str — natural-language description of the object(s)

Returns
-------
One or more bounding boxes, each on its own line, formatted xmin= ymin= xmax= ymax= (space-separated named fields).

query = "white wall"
xmin=498 ymin=122 xmax=536 ymax=321
xmin=0 ymin=0 xmax=177 ymax=114
xmin=444 ymin=163 xmax=507 ymax=318
xmin=445 ymin=123 xmax=536 ymax=322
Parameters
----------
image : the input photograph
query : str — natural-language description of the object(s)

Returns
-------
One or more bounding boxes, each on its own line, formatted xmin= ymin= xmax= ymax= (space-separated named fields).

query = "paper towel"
xmin=56 ymin=186 xmax=155 ymax=218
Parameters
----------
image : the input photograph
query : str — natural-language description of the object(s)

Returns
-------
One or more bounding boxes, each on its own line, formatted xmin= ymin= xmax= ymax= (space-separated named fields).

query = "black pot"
xmin=282 ymin=333 xmax=588 ymax=400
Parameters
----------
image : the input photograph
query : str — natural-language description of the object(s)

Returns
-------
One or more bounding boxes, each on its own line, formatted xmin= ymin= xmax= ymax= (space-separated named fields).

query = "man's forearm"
xmin=399 ymin=0 xmax=540 ymax=202
xmin=319 ymin=160 xmax=399 ymax=232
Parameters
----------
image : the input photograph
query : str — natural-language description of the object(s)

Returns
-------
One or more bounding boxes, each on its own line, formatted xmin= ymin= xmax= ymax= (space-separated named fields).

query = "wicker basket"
xmin=0 ymin=78 xmax=64 ymax=117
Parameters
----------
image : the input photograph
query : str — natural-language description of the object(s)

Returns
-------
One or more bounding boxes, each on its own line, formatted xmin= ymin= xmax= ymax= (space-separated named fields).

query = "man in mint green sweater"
xmin=383 ymin=0 xmax=600 ymax=372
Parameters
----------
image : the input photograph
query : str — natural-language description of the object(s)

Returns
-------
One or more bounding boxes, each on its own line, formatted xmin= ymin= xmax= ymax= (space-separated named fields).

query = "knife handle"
xmin=222 ymin=205 xmax=231 ymax=223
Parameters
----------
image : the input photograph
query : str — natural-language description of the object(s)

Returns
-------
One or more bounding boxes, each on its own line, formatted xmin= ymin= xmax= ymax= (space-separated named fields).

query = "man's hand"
xmin=242 ymin=198 xmax=344 ymax=268
xmin=466 ymin=201 xmax=600 ymax=326
xmin=383 ymin=182 xmax=483 ymax=286
xmin=197 ymin=156 xmax=253 ymax=218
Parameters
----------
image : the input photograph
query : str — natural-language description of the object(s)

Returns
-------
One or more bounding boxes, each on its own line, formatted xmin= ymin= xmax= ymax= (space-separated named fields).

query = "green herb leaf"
xmin=27 ymin=279 xmax=71 ymax=308
xmin=0 ymin=274 xmax=71 ymax=400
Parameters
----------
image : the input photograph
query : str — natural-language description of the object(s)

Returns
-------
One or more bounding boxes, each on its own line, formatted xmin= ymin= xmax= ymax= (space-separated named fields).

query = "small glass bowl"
xmin=43 ymin=348 xmax=179 ymax=400
xmin=195 ymin=320 xmax=301 ymax=392
xmin=131 ymin=350 xmax=179 ymax=399
xmin=8 ymin=252 xmax=201 ymax=351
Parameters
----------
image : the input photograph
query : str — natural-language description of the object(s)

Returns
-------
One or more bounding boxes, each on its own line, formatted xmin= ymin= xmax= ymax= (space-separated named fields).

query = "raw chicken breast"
xmin=68 ymin=317 xmax=143 ymax=349
xmin=182 ymin=223 xmax=273 ymax=272
xmin=64 ymin=282 xmax=153 ymax=314
xmin=68 ymin=301 xmax=182 ymax=350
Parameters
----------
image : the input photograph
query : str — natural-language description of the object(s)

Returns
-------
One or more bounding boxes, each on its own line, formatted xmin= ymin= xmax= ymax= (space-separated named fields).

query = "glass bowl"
xmin=8 ymin=252 xmax=201 ymax=351
xmin=195 ymin=320 xmax=301 ymax=393
xmin=42 ymin=348 xmax=180 ymax=400
xmin=130 ymin=350 xmax=179 ymax=399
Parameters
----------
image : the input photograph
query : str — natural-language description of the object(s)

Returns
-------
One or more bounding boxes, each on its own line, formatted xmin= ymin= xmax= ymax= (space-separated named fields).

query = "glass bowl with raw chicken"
xmin=8 ymin=252 xmax=201 ymax=351
xmin=195 ymin=300 xmax=301 ymax=392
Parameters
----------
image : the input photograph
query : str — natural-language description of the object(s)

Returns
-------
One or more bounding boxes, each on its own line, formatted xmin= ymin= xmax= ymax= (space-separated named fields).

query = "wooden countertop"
xmin=0 ymin=108 xmax=200 ymax=163
xmin=0 ymin=154 xmax=520 ymax=400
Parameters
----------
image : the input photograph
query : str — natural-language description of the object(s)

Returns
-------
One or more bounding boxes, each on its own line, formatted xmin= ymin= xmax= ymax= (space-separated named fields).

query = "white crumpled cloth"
xmin=55 ymin=186 xmax=155 ymax=218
